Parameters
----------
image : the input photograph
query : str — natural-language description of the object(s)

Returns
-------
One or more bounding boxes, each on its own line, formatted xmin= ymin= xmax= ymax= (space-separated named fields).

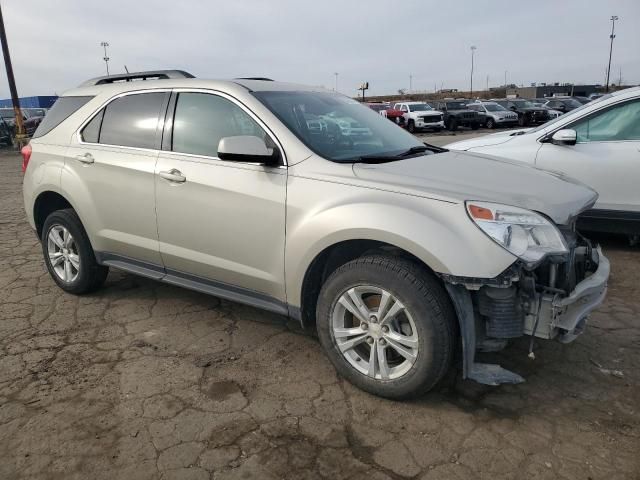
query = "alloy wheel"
xmin=331 ymin=286 xmax=419 ymax=380
xmin=47 ymin=225 xmax=80 ymax=283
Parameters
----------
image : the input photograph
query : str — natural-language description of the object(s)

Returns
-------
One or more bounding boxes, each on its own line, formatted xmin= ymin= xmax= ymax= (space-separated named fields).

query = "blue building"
xmin=0 ymin=96 xmax=58 ymax=109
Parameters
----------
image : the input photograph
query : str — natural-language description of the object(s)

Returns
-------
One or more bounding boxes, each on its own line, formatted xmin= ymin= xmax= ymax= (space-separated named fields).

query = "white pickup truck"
xmin=393 ymin=101 xmax=444 ymax=133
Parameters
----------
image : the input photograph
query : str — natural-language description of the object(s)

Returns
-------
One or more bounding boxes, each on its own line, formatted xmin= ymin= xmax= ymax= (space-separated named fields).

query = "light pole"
xmin=0 ymin=2 xmax=26 ymax=147
xmin=101 ymin=41 xmax=110 ymax=75
xmin=504 ymin=70 xmax=507 ymax=87
xmin=409 ymin=74 xmax=412 ymax=93
xmin=334 ymin=72 xmax=338 ymax=92
xmin=470 ymin=46 xmax=477 ymax=97
xmin=605 ymin=15 xmax=618 ymax=92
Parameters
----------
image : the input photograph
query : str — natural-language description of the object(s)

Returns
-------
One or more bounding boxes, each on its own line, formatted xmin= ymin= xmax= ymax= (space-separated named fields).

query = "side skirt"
xmin=95 ymin=252 xmax=290 ymax=317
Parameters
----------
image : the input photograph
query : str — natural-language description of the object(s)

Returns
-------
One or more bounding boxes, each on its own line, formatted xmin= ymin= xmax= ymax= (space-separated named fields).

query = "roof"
xmin=63 ymin=77 xmax=328 ymax=98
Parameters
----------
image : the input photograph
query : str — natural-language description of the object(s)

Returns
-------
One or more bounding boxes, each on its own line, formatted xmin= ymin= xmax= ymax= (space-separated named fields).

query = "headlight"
xmin=466 ymin=201 xmax=568 ymax=266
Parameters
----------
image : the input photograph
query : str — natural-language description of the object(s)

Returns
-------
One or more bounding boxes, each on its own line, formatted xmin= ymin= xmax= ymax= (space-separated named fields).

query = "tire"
xmin=486 ymin=118 xmax=495 ymax=129
xmin=448 ymin=118 xmax=458 ymax=131
xmin=407 ymin=120 xmax=415 ymax=133
xmin=471 ymin=122 xmax=480 ymax=130
xmin=316 ymin=255 xmax=456 ymax=399
xmin=518 ymin=115 xmax=527 ymax=127
xmin=433 ymin=127 xmax=442 ymax=133
xmin=42 ymin=209 xmax=109 ymax=294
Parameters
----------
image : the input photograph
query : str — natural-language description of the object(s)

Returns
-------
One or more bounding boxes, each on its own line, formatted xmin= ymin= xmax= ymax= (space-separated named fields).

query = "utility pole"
xmin=618 ymin=67 xmax=622 ymax=86
xmin=605 ymin=15 xmax=618 ymax=92
xmin=101 ymin=41 xmax=110 ymax=75
xmin=486 ymin=74 xmax=489 ymax=91
xmin=504 ymin=70 xmax=507 ymax=87
xmin=334 ymin=72 xmax=338 ymax=92
xmin=409 ymin=74 xmax=412 ymax=93
xmin=470 ymin=46 xmax=477 ymax=97
xmin=0 ymin=3 xmax=26 ymax=147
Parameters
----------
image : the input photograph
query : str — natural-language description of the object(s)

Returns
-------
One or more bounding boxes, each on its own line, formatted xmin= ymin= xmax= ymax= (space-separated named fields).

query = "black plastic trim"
xmin=95 ymin=252 xmax=290 ymax=317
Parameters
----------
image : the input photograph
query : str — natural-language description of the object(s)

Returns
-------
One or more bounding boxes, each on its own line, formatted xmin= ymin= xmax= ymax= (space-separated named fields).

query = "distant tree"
xmin=397 ymin=89 xmax=407 ymax=95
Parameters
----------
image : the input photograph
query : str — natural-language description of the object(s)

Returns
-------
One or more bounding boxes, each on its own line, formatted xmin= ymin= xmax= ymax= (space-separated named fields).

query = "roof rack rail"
xmin=79 ymin=69 xmax=195 ymax=87
xmin=235 ymin=77 xmax=274 ymax=81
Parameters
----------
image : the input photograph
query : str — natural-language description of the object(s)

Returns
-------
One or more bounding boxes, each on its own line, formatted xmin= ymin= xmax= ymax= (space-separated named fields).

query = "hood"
xmin=448 ymin=109 xmax=478 ymax=114
xmin=444 ymin=129 xmax=531 ymax=150
xmin=352 ymin=150 xmax=597 ymax=225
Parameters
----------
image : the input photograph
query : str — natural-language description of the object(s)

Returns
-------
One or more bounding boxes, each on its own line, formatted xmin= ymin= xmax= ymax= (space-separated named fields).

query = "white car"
xmin=446 ymin=86 xmax=640 ymax=236
xmin=467 ymin=101 xmax=519 ymax=129
xmin=393 ymin=101 xmax=444 ymax=133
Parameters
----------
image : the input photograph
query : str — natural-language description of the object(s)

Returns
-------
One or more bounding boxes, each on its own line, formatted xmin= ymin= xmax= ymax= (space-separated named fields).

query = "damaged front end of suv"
xmin=442 ymin=201 xmax=610 ymax=385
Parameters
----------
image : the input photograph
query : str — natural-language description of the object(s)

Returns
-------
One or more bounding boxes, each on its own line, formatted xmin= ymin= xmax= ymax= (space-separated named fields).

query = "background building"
xmin=0 ymin=95 xmax=58 ymax=109
xmin=506 ymin=84 xmax=600 ymax=99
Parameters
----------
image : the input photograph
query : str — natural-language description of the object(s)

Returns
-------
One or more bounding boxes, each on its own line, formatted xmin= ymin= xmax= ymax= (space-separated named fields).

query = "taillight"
xmin=21 ymin=144 xmax=32 ymax=173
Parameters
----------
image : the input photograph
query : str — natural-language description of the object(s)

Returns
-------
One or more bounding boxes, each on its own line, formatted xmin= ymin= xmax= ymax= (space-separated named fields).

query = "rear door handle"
xmin=75 ymin=153 xmax=94 ymax=164
xmin=159 ymin=169 xmax=186 ymax=183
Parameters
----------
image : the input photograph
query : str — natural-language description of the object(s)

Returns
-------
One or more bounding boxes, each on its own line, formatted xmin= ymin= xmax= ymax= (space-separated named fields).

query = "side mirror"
xmin=550 ymin=129 xmax=577 ymax=146
xmin=217 ymin=136 xmax=280 ymax=166
xmin=510 ymin=106 xmax=517 ymax=111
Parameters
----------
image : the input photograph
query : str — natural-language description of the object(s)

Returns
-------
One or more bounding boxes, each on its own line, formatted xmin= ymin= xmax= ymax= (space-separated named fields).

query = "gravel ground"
xmin=1 ymin=149 xmax=638 ymax=480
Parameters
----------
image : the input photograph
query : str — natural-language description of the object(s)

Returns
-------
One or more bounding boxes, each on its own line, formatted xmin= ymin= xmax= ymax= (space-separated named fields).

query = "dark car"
xmin=0 ymin=108 xmax=43 ymax=137
xmin=434 ymin=100 xmax=482 ymax=131
xmin=543 ymin=97 xmax=583 ymax=114
xmin=493 ymin=99 xmax=550 ymax=126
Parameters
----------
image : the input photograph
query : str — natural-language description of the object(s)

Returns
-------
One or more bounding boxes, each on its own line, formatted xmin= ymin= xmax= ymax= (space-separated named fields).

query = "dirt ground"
xmin=1 ymin=149 xmax=638 ymax=480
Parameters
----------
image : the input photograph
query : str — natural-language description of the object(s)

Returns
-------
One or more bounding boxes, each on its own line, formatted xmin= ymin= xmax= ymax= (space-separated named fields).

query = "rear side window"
xmin=32 ymin=96 xmax=93 ymax=138
xmin=97 ymin=92 xmax=166 ymax=149
xmin=80 ymin=109 xmax=104 ymax=143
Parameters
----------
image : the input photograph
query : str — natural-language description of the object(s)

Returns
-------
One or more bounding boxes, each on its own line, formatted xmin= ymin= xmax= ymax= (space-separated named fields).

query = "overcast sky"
xmin=2 ymin=0 xmax=639 ymax=98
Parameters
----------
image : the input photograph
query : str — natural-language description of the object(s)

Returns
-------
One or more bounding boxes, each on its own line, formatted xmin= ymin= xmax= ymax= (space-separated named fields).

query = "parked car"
xmin=365 ymin=103 xmax=389 ymax=116
xmin=23 ymin=107 xmax=48 ymax=118
xmin=0 ymin=108 xmax=43 ymax=136
xmin=23 ymin=70 xmax=609 ymax=399
xmin=530 ymin=101 xmax=563 ymax=119
xmin=392 ymin=101 xmax=444 ymax=133
xmin=446 ymin=86 xmax=640 ymax=237
xmin=543 ymin=97 xmax=583 ymax=114
xmin=573 ymin=96 xmax=592 ymax=105
xmin=467 ymin=101 xmax=518 ymax=129
xmin=492 ymin=99 xmax=550 ymax=126
xmin=0 ymin=117 xmax=12 ymax=146
xmin=433 ymin=100 xmax=482 ymax=131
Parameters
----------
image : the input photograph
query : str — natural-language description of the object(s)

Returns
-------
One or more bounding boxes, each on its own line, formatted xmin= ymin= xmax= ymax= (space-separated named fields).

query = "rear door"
xmin=154 ymin=90 xmax=287 ymax=303
xmin=535 ymin=98 xmax=640 ymax=214
xmin=64 ymin=90 xmax=169 ymax=266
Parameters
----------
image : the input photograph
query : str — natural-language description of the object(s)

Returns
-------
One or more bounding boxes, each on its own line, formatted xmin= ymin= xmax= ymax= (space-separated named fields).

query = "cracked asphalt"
xmin=1 ymin=150 xmax=638 ymax=480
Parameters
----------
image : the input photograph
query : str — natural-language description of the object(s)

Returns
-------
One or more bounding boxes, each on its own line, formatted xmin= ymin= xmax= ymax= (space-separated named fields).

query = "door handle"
xmin=159 ymin=169 xmax=186 ymax=183
xmin=75 ymin=153 xmax=94 ymax=164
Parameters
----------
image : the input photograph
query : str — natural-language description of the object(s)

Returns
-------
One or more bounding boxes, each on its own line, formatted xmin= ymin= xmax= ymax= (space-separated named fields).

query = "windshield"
xmin=484 ymin=103 xmax=505 ymax=112
xmin=253 ymin=91 xmax=427 ymax=162
xmin=562 ymin=99 xmax=583 ymax=108
xmin=528 ymin=93 xmax=613 ymax=133
xmin=512 ymin=100 xmax=535 ymax=108
xmin=408 ymin=104 xmax=432 ymax=112
xmin=446 ymin=102 xmax=467 ymax=109
xmin=367 ymin=104 xmax=387 ymax=112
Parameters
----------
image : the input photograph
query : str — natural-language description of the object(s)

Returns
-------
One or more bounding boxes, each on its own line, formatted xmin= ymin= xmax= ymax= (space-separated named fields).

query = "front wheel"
xmin=316 ymin=255 xmax=456 ymax=399
xmin=42 ymin=209 xmax=109 ymax=294
xmin=407 ymin=120 xmax=415 ymax=133
xmin=448 ymin=118 xmax=458 ymax=131
xmin=486 ymin=118 xmax=495 ymax=129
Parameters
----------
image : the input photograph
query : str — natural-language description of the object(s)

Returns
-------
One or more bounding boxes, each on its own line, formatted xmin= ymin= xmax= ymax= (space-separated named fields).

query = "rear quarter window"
xmin=32 ymin=96 xmax=93 ymax=138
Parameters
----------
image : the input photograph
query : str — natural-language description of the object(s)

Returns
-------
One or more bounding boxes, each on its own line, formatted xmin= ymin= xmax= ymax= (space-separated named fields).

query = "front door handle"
xmin=75 ymin=153 xmax=94 ymax=164
xmin=159 ymin=169 xmax=186 ymax=183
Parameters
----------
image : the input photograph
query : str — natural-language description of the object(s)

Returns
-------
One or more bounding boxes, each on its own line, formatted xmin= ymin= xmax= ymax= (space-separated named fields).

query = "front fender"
xmin=285 ymin=176 xmax=516 ymax=307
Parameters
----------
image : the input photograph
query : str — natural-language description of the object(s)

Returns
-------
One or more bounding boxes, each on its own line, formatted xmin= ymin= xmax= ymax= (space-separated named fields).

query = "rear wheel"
xmin=471 ymin=122 xmax=480 ymax=130
xmin=316 ymin=255 xmax=456 ymax=399
xmin=42 ymin=209 xmax=109 ymax=294
xmin=518 ymin=115 xmax=527 ymax=127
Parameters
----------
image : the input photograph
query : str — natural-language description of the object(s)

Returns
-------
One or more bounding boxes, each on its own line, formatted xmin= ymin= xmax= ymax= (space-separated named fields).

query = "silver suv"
xmin=22 ymin=71 xmax=609 ymax=399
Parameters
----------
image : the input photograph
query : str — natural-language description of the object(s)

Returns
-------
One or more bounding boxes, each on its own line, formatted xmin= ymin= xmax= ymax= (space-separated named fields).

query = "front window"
xmin=253 ymin=91 xmax=426 ymax=162
xmin=573 ymin=100 xmax=640 ymax=142
xmin=445 ymin=101 xmax=467 ymax=109
xmin=408 ymin=104 xmax=432 ymax=112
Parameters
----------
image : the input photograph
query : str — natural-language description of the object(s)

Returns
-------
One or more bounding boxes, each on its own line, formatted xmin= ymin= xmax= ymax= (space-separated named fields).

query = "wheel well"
xmin=34 ymin=191 xmax=73 ymax=237
xmin=299 ymin=240 xmax=437 ymax=329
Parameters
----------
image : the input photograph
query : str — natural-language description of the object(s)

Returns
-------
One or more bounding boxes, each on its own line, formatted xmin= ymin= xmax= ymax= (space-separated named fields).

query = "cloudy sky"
xmin=2 ymin=0 xmax=639 ymax=98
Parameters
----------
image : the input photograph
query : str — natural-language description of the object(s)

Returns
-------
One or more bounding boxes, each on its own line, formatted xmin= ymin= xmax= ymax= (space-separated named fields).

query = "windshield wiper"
xmin=353 ymin=144 xmax=446 ymax=164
